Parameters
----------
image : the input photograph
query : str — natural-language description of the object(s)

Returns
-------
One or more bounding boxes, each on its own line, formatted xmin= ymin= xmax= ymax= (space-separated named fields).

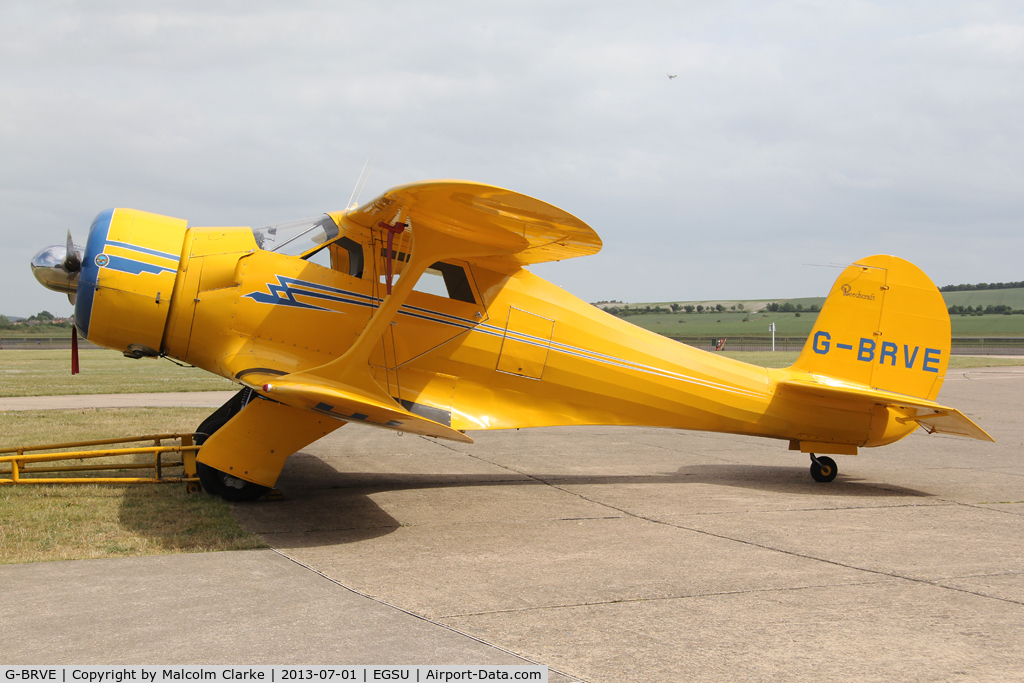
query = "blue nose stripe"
xmin=74 ymin=208 xmax=115 ymax=339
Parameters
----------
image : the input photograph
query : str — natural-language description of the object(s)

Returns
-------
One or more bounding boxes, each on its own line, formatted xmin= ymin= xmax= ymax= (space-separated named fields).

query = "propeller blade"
xmin=71 ymin=324 xmax=80 ymax=375
xmin=63 ymin=230 xmax=81 ymax=272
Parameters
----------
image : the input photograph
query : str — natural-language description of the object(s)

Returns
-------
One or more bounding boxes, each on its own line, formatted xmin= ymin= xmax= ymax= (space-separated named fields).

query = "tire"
xmin=196 ymin=461 xmax=269 ymax=502
xmin=810 ymin=455 xmax=838 ymax=483
xmin=195 ymin=388 xmax=268 ymax=501
xmin=195 ymin=388 xmax=254 ymax=446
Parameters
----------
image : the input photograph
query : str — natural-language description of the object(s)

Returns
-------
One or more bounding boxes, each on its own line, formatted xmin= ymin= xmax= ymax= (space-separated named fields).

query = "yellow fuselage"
xmin=159 ymin=224 xmax=897 ymax=453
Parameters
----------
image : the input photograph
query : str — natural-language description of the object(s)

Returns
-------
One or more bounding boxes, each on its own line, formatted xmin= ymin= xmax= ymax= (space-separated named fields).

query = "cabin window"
xmin=305 ymin=247 xmax=331 ymax=268
xmin=411 ymin=262 xmax=476 ymax=303
xmin=252 ymin=214 xmax=339 ymax=257
xmin=331 ymin=237 xmax=364 ymax=278
xmin=434 ymin=262 xmax=476 ymax=303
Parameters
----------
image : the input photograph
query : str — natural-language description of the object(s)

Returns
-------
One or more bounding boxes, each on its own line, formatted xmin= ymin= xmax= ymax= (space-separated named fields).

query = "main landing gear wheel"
xmin=196 ymin=462 xmax=269 ymax=502
xmin=194 ymin=387 xmax=269 ymax=502
xmin=809 ymin=454 xmax=838 ymax=483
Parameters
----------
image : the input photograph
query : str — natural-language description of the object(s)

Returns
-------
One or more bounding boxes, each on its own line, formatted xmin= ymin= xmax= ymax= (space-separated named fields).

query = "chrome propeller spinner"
xmin=31 ymin=230 xmax=82 ymax=303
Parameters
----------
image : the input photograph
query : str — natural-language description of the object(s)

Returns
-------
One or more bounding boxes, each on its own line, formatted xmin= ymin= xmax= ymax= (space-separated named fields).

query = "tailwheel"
xmin=196 ymin=462 xmax=269 ymax=502
xmin=809 ymin=454 xmax=838 ymax=483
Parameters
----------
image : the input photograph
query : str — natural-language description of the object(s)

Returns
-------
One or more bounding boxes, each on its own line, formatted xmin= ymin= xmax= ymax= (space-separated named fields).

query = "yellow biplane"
xmin=31 ymin=181 xmax=993 ymax=500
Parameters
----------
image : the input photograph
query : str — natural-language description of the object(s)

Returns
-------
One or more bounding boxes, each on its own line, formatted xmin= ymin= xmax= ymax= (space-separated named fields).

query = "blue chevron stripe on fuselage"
xmin=105 ymin=240 xmax=180 ymax=263
xmin=242 ymin=275 xmax=767 ymax=400
xmin=243 ymin=276 xmax=377 ymax=312
xmin=243 ymin=276 xmax=478 ymax=331
xmin=102 ymin=254 xmax=177 ymax=277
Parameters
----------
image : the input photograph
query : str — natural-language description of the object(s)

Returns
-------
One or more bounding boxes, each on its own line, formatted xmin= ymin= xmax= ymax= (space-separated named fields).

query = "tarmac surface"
xmin=2 ymin=367 xmax=1023 ymax=681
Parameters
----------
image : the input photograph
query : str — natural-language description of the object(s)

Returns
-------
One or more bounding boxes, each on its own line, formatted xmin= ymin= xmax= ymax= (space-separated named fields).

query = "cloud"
xmin=2 ymin=1 xmax=1023 ymax=317
xmin=901 ymin=22 xmax=1024 ymax=66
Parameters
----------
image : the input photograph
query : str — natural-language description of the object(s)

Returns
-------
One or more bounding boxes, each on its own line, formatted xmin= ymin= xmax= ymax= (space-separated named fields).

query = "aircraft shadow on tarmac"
xmin=226 ymin=452 xmax=934 ymax=549
xmin=667 ymin=462 xmax=934 ymax=497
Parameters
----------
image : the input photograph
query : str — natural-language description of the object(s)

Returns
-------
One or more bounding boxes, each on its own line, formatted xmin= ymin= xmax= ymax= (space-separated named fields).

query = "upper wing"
xmin=253 ymin=181 xmax=598 ymax=441
xmin=338 ymin=180 xmax=601 ymax=265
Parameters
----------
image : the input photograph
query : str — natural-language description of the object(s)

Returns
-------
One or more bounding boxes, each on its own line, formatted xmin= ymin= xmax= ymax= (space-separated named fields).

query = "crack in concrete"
xmin=437 ymin=578 xmax=897 ymax=619
xmin=955 ymin=500 xmax=1024 ymax=516
xmin=589 ymin=497 xmax=1024 ymax=608
xmin=430 ymin=440 xmax=1024 ymax=609
xmin=270 ymin=548 xmax=590 ymax=683
xmin=655 ymin=503 xmax=952 ymax=518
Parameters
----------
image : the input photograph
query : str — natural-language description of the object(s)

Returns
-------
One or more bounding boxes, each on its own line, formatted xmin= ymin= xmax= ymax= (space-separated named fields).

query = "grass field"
xmin=0 ymin=407 xmax=267 ymax=564
xmin=624 ymin=310 xmax=818 ymax=338
xmin=0 ymin=349 xmax=237 ymax=397
xmin=947 ymin=314 xmax=1024 ymax=336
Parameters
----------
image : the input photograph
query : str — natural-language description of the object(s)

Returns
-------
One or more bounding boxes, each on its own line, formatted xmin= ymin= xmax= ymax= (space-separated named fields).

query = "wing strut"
xmin=379 ymin=220 xmax=407 ymax=294
xmin=259 ymin=215 xmax=507 ymax=442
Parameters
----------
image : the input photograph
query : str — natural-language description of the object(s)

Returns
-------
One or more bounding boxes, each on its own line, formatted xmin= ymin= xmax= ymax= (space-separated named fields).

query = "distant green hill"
xmin=601 ymin=297 xmax=826 ymax=314
xmin=598 ymin=288 xmax=1024 ymax=337
xmin=620 ymin=310 xmax=818 ymax=338
xmin=941 ymin=288 xmax=1024 ymax=309
xmin=598 ymin=288 xmax=1024 ymax=313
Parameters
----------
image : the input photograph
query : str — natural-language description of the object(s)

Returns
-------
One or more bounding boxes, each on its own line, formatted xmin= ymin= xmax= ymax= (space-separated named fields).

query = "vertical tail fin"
xmin=790 ymin=255 xmax=950 ymax=402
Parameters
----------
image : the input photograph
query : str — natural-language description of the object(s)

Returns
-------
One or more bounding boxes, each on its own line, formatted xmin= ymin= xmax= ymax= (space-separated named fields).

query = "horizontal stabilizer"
xmin=263 ymin=377 xmax=473 ymax=444
xmin=780 ymin=377 xmax=993 ymax=442
xmin=899 ymin=406 xmax=994 ymax=441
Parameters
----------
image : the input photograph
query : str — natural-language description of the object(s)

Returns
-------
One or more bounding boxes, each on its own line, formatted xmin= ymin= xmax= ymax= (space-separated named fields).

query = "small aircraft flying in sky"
xmin=31 ymin=181 xmax=992 ymax=500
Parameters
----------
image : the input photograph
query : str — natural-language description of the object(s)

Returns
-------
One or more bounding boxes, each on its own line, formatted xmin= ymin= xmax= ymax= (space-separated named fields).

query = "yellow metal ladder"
xmin=0 ymin=434 xmax=201 ymax=492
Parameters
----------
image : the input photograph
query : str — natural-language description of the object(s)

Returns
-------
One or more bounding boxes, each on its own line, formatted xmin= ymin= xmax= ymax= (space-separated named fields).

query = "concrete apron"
xmin=2 ymin=367 xmax=1023 ymax=681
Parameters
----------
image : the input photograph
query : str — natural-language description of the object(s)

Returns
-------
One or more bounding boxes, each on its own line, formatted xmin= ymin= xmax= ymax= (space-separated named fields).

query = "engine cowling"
xmin=75 ymin=208 xmax=188 ymax=357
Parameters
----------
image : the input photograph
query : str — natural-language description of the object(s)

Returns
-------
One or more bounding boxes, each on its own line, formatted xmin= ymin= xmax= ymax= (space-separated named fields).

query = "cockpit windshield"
xmin=251 ymin=214 xmax=339 ymax=258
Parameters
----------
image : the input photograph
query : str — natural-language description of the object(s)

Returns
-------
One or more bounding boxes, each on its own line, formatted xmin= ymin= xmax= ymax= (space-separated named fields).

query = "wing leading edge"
xmin=338 ymin=180 xmax=602 ymax=266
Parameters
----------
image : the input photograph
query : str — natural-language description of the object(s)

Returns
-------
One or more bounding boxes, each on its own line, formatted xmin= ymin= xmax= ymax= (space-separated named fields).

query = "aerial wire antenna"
xmin=348 ymin=149 xmax=379 ymax=210
xmin=802 ymin=262 xmax=886 ymax=272
xmin=346 ymin=157 xmax=370 ymax=210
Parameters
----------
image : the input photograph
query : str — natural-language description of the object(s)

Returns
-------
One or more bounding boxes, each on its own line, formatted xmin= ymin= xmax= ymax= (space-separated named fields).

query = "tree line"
xmin=948 ymin=305 xmax=1024 ymax=316
xmin=604 ymin=301 xmax=820 ymax=318
xmin=940 ymin=281 xmax=1024 ymax=292
xmin=0 ymin=310 xmax=73 ymax=330
xmin=605 ymin=303 xmax=737 ymax=317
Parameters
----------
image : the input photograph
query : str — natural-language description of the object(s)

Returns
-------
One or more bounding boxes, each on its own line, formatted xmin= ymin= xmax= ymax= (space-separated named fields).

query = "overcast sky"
xmin=2 ymin=1 xmax=1022 ymax=318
